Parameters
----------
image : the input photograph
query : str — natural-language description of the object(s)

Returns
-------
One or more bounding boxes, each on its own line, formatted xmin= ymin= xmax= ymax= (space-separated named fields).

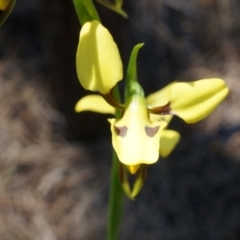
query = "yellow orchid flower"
xmin=75 ymin=20 xmax=229 ymax=178
xmin=109 ymin=95 xmax=167 ymax=171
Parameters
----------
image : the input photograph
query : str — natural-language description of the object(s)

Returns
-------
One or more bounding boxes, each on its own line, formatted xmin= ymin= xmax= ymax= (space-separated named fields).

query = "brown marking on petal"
xmin=145 ymin=126 xmax=159 ymax=137
xmin=114 ymin=126 xmax=128 ymax=137
xmin=102 ymin=90 xmax=124 ymax=109
xmin=148 ymin=102 xmax=171 ymax=115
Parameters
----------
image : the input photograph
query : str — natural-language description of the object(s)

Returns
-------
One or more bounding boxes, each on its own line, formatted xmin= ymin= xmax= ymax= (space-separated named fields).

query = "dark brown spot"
xmin=145 ymin=126 xmax=159 ymax=137
xmin=114 ymin=126 xmax=128 ymax=137
xmin=103 ymin=91 xmax=124 ymax=109
xmin=148 ymin=102 xmax=171 ymax=115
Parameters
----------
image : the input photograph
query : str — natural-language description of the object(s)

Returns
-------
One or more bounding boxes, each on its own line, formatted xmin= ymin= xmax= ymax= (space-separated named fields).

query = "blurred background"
xmin=0 ymin=0 xmax=240 ymax=239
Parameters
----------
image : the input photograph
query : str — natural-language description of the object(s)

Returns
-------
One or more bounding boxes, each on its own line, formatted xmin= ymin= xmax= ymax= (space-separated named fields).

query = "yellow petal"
xmin=0 ymin=0 xmax=10 ymax=10
xmin=75 ymin=94 xmax=115 ymax=114
xmin=126 ymin=164 xmax=140 ymax=174
xmin=76 ymin=20 xmax=123 ymax=94
xmin=160 ymin=130 xmax=180 ymax=157
xmin=109 ymin=95 xmax=167 ymax=166
xmin=149 ymin=114 xmax=172 ymax=124
xmin=147 ymin=83 xmax=173 ymax=124
xmin=169 ymin=78 xmax=228 ymax=123
xmin=131 ymin=165 xmax=146 ymax=198
xmin=146 ymin=82 xmax=175 ymax=108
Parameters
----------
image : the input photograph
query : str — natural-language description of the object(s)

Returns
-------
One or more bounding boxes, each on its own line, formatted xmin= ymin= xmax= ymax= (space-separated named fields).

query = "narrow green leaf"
xmin=124 ymin=43 xmax=145 ymax=101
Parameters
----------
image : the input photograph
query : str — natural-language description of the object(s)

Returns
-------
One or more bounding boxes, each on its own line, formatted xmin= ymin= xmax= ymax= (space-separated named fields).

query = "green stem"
xmin=106 ymin=86 xmax=123 ymax=240
xmin=94 ymin=0 xmax=128 ymax=18
xmin=72 ymin=0 xmax=100 ymax=25
xmin=107 ymin=151 xmax=124 ymax=240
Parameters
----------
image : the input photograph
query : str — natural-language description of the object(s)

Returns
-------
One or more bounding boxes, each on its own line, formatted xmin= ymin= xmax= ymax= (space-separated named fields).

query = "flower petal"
xmin=126 ymin=164 xmax=140 ymax=174
xmin=0 ymin=0 xmax=15 ymax=27
xmin=160 ymin=130 xmax=180 ymax=157
xmin=146 ymin=82 xmax=175 ymax=108
xmin=109 ymin=95 xmax=167 ymax=166
xmin=76 ymin=20 xmax=123 ymax=94
xmin=75 ymin=95 xmax=115 ymax=114
xmin=169 ymin=78 xmax=228 ymax=123
xmin=149 ymin=114 xmax=172 ymax=124
xmin=0 ymin=0 xmax=10 ymax=10
xmin=147 ymin=83 xmax=173 ymax=123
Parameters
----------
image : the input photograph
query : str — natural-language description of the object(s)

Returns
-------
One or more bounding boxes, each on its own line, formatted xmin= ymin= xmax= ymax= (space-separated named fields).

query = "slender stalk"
xmin=106 ymin=86 xmax=124 ymax=240
xmin=95 ymin=0 xmax=128 ymax=18
xmin=106 ymin=151 xmax=124 ymax=240
xmin=72 ymin=0 xmax=100 ymax=25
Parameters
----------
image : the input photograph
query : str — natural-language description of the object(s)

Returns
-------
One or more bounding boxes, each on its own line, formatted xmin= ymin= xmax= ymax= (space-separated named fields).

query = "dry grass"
xmin=0 ymin=59 xmax=111 ymax=240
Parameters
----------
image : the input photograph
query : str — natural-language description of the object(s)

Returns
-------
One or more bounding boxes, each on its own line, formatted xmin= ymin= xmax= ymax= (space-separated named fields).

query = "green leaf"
xmin=124 ymin=43 xmax=145 ymax=101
